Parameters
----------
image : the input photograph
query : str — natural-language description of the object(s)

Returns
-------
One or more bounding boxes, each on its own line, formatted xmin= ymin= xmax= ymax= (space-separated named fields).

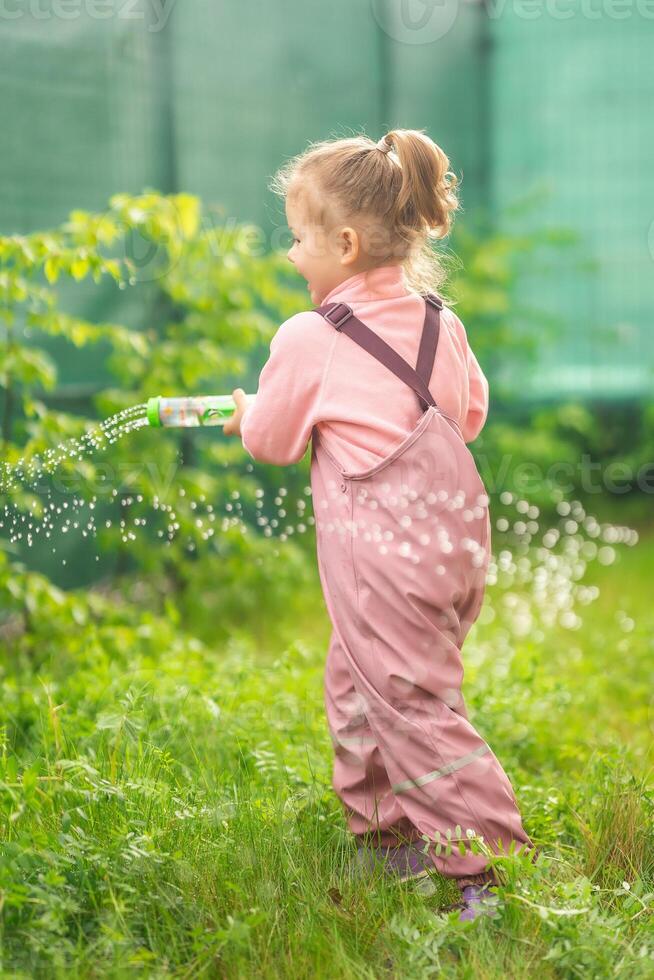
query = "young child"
xmin=224 ymin=130 xmax=538 ymax=921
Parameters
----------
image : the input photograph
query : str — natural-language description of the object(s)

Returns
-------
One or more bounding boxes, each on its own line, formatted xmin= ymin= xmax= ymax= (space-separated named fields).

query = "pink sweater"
xmin=240 ymin=264 xmax=489 ymax=472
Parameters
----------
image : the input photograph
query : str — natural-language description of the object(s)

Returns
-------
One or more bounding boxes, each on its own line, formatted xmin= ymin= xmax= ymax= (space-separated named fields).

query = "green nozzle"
xmin=146 ymin=397 xmax=162 ymax=427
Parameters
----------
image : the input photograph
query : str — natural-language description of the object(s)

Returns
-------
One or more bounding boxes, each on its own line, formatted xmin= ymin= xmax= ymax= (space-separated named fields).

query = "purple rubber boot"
xmin=458 ymin=882 xmax=501 ymax=922
xmin=354 ymin=842 xmax=435 ymax=883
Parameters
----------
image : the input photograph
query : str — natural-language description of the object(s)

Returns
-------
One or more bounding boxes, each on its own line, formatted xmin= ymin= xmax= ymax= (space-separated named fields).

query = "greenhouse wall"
xmin=488 ymin=8 xmax=653 ymax=400
xmin=0 ymin=1 xmax=651 ymax=402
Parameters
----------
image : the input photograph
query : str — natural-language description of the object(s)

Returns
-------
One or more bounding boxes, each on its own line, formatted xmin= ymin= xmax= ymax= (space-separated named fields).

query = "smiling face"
xmin=285 ymin=184 xmax=371 ymax=306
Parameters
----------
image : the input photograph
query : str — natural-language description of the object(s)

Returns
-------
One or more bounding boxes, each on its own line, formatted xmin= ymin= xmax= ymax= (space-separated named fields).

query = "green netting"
xmin=0 ymin=1 xmax=485 ymax=391
xmin=0 ymin=4 xmax=171 ymax=392
xmin=171 ymin=1 xmax=385 ymax=233
xmin=489 ymin=13 xmax=653 ymax=400
xmin=169 ymin=1 xmax=484 ymax=230
xmin=0 ymin=6 xmax=169 ymax=231
xmin=0 ymin=2 xmax=651 ymax=406
xmin=389 ymin=3 xmax=488 ymax=218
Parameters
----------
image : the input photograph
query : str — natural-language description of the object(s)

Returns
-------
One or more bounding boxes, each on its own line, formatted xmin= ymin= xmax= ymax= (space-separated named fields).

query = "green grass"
xmin=1 ymin=521 xmax=653 ymax=977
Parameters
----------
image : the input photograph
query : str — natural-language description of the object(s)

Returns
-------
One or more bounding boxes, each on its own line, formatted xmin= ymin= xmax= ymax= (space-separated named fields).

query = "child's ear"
xmin=340 ymin=226 xmax=360 ymax=265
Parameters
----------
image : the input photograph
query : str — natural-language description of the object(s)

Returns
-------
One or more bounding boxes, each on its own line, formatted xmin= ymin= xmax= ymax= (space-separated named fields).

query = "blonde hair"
xmin=269 ymin=128 xmax=460 ymax=301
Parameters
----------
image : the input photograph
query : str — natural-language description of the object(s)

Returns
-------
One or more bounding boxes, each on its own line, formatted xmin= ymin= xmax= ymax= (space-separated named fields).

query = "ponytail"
xmin=380 ymin=128 xmax=460 ymax=238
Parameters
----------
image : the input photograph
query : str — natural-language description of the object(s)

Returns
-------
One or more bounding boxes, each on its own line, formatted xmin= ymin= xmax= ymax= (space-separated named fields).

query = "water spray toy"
xmin=146 ymin=395 xmax=256 ymax=428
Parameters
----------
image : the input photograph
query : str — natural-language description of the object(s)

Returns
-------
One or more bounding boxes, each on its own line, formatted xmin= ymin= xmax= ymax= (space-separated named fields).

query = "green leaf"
xmin=0 ymin=348 xmax=57 ymax=389
xmin=70 ymin=321 xmax=95 ymax=347
xmin=103 ymin=258 xmax=122 ymax=281
xmin=44 ymin=256 xmax=60 ymax=283
xmin=174 ymin=193 xmax=200 ymax=239
xmin=71 ymin=256 xmax=90 ymax=281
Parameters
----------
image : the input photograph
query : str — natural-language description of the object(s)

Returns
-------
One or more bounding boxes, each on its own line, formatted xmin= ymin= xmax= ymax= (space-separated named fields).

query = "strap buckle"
xmin=425 ymin=293 xmax=443 ymax=311
xmin=323 ymin=303 xmax=353 ymax=330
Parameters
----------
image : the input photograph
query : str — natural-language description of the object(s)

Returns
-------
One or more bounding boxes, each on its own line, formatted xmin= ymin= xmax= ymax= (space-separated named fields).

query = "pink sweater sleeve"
xmin=449 ymin=311 xmax=490 ymax=443
xmin=240 ymin=312 xmax=333 ymax=466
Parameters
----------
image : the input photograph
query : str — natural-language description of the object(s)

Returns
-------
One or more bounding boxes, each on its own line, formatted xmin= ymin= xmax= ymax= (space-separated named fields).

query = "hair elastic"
xmin=376 ymin=137 xmax=392 ymax=155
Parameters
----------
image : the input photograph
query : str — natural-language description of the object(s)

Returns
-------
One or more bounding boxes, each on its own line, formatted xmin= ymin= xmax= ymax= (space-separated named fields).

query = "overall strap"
xmin=415 ymin=295 xmax=441 ymax=395
xmin=314 ymin=293 xmax=443 ymax=413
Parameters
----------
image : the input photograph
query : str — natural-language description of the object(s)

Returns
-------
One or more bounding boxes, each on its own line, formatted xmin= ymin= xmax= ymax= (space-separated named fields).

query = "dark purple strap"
xmin=314 ymin=293 xmax=443 ymax=413
xmin=415 ymin=296 xmax=441 ymax=393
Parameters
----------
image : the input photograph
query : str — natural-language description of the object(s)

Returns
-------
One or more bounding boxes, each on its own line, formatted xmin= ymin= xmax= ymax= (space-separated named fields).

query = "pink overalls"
xmin=311 ymin=292 xmax=536 ymax=886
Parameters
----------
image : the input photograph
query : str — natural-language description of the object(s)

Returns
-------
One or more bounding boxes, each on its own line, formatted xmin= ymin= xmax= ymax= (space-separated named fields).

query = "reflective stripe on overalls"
xmin=311 ymin=293 xmax=536 ymax=885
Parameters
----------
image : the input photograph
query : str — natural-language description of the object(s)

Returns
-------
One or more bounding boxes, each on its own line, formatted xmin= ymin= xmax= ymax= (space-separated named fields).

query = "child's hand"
xmin=223 ymin=388 xmax=249 ymax=437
